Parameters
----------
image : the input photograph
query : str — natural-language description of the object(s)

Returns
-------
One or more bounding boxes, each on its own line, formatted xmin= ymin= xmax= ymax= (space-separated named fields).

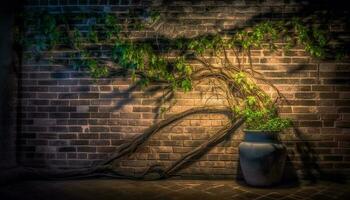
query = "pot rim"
xmin=243 ymin=129 xmax=280 ymax=134
xmin=243 ymin=130 xmax=280 ymax=143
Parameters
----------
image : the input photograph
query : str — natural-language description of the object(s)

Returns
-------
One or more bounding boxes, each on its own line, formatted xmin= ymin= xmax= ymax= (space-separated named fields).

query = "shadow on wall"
xmin=21 ymin=65 xmax=349 ymax=183
xmin=155 ymin=0 xmax=349 ymax=53
xmin=293 ymin=127 xmax=347 ymax=184
xmin=16 ymin=0 xmax=350 ymax=182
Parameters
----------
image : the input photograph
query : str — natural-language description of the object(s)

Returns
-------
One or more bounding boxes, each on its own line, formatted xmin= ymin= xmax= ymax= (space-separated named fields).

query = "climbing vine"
xmin=14 ymin=10 xmax=339 ymax=179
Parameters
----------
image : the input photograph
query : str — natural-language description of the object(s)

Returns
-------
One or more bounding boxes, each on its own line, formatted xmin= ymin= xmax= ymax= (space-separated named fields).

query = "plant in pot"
xmin=237 ymin=101 xmax=292 ymax=187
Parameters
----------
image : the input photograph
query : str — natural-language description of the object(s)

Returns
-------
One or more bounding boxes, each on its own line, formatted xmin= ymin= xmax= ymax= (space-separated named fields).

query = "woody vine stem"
xmin=14 ymin=10 xmax=337 ymax=179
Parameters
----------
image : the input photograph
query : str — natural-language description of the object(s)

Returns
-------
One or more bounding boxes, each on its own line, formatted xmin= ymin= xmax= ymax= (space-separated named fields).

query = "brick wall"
xmin=19 ymin=0 xmax=350 ymax=179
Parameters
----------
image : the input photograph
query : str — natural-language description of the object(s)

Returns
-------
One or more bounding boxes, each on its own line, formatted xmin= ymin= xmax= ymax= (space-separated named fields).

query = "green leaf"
xmin=246 ymin=96 xmax=257 ymax=106
xmin=88 ymin=26 xmax=99 ymax=43
xmin=181 ymin=78 xmax=192 ymax=92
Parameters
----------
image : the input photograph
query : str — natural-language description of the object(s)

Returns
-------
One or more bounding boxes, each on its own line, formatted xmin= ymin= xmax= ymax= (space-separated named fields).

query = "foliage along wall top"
xmin=11 ymin=8 xmax=348 ymax=178
xmin=16 ymin=10 xmax=340 ymax=129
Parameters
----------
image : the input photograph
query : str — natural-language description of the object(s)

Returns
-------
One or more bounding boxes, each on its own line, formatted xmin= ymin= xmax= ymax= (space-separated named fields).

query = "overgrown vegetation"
xmin=14 ymin=10 xmax=337 ymax=178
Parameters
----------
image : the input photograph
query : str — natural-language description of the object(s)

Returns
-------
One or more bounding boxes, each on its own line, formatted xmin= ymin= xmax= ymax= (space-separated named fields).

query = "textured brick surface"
xmin=19 ymin=0 xmax=350 ymax=178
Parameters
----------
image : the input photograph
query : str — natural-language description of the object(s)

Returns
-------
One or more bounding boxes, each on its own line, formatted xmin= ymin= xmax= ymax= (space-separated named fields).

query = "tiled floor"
xmin=0 ymin=179 xmax=349 ymax=200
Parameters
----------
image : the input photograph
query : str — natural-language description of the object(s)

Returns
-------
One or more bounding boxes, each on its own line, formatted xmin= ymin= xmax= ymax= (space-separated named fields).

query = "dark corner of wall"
xmin=0 ymin=0 xmax=21 ymax=169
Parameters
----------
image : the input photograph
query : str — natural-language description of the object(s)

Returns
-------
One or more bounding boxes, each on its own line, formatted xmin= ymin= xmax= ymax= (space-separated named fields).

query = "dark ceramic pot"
xmin=239 ymin=130 xmax=287 ymax=187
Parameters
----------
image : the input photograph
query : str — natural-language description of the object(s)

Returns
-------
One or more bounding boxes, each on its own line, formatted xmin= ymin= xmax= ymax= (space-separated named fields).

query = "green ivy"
xmin=17 ymin=12 xmax=334 ymax=81
xmin=16 ymin=11 xmax=341 ymax=131
xmin=240 ymin=107 xmax=292 ymax=131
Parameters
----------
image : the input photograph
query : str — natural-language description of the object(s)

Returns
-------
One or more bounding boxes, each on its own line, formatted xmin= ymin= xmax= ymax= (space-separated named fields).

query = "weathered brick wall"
xmin=20 ymin=0 xmax=350 ymax=179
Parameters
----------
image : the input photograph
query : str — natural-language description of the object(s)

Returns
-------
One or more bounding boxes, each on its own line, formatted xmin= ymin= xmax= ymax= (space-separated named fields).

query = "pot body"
xmin=239 ymin=130 xmax=287 ymax=187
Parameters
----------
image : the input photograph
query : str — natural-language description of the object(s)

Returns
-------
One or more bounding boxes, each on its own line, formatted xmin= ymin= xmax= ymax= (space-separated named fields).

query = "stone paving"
xmin=0 ymin=179 xmax=349 ymax=200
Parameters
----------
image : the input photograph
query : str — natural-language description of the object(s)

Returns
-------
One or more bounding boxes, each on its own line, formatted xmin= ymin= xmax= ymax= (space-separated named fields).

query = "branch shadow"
xmin=293 ymin=127 xmax=347 ymax=184
xmin=14 ymin=0 xmax=350 ymax=183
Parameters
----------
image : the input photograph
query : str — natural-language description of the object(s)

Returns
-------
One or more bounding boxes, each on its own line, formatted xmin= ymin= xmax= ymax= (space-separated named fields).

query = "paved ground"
xmin=0 ymin=179 xmax=349 ymax=200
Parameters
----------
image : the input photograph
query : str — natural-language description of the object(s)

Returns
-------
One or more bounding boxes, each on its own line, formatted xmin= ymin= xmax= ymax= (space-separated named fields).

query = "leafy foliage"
xmin=15 ymin=11 xmax=339 ymax=133
xmin=231 ymin=88 xmax=291 ymax=131
xmin=241 ymin=108 xmax=292 ymax=131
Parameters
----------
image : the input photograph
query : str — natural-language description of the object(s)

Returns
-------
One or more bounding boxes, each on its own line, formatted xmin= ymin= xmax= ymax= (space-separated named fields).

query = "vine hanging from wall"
xmin=14 ymin=9 xmax=340 ymax=179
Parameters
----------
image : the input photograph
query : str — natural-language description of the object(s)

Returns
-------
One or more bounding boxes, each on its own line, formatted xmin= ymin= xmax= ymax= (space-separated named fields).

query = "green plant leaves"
xmin=88 ymin=26 xmax=99 ymax=43
xmin=245 ymin=96 xmax=257 ymax=107
xmin=242 ymin=107 xmax=292 ymax=131
xmin=17 ymin=12 xmax=339 ymax=124
xmin=72 ymin=28 xmax=83 ymax=49
xmin=180 ymin=78 xmax=192 ymax=92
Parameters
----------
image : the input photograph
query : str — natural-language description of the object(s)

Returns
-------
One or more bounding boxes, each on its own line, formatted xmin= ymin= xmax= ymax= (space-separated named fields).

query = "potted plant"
xmin=238 ymin=106 xmax=292 ymax=187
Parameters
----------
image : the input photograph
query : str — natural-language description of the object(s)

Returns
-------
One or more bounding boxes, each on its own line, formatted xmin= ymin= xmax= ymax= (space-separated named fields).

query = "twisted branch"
xmin=164 ymin=118 xmax=244 ymax=176
xmin=100 ymin=106 xmax=233 ymax=166
xmin=23 ymin=106 xmax=233 ymax=179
